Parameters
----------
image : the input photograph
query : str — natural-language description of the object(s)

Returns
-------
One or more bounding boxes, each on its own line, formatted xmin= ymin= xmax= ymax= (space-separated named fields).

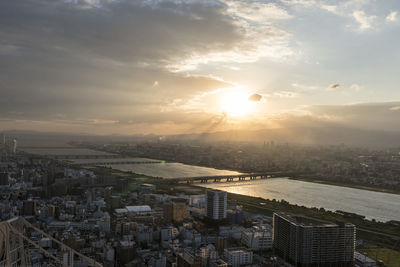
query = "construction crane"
xmin=0 ymin=217 xmax=103 ymax=267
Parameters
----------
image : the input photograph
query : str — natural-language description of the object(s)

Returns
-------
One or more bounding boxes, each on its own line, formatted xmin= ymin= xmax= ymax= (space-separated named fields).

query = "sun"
xmin=220 ymin=90 xmax=255 ymax=117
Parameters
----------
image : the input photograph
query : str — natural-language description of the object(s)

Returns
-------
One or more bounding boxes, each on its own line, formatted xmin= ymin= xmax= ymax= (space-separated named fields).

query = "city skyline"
xmin=1 ymin=0 xmax=400 ymax=135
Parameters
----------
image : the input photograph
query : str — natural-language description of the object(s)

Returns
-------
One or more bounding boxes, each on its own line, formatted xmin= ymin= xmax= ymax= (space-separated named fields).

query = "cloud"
xmin=280 ymin=0 xmax=369 ymax=15
xmin=352 ymin=10 xmax=376 ymax=30
xmin=0 ymin=44 xmax=19 ymax=55
xmin=386 ymin=11 xmax=398 ymax=22
xmin=329 ymin=83 xmax=341 ymax=90
xmin=0 ymin=0 xmax=295 ymax=133
xmin=291 ymin=83 xmax=321 ymax=92
xmin=223 ymin=0 xmax=293 ymax=23
xmin=350 ymin=84 xmax=361 ymax=91
xmin=248 ymin=93 xmax=262 ymax=102
xmin=389 ymin=106 xmax=400 ymax=111
xmin=281 ymin=0 xmax=382 ymax=32
xmin=274 ymin=91 xmax=299 ymax=98
xmin=169 ymin=1 xmax=294 ymax=70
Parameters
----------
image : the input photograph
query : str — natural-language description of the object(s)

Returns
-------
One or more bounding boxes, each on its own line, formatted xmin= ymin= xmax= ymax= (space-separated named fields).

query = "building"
xmin=22 ymin=200 xmax=37 ymax=216
xmin=177 ymin=248 xmax=202 ymax=267
xmin=354 ymin=252 xmax=377 ymax=267
xmin=212 ymin=259 xmax=228 ymax=267
xmin=139 ymin=183 xmax=156 ymax=193
xmin=273 ymin=212 xmax=355 ymax=267
xmin=241 ymin=226 xmax=273 ymax=251
xmin=136 ymin=224 xmax=153 ymax=245
xmin=200 ymin=244 xmax=218 ymax=266
xmin=116 ymin=241 xmax=136 ymax=266
xmin=160 ymin=226 xmax=179 ymax=241
xmin=206 ymin=190 xmax=227 ymax=220
xmin=0 ymin=172 xmax=10 ymax=186
xmin=163 ymin=198 xmax=190 ymax=223
xmin=223 ymin=247 xmax=253 ymax=267
xmin=215 ymin=236 xmax=228 ymax=254
xmin=12 ymin=139 xmax=17 ymax=154
xmin=97 ymin=212 xmax=111 ymax=233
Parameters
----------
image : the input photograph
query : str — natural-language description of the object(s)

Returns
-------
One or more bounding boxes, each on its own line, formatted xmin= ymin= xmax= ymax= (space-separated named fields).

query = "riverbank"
xmin=292 ymin=176 xmax=400 ymax=195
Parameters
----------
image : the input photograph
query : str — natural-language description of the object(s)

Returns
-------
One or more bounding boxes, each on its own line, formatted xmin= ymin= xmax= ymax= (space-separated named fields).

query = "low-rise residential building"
xmin=224 ymin=247 xmax=253 ymax=267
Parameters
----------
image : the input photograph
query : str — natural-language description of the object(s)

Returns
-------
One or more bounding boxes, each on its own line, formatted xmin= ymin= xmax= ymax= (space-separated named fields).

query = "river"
xmin=200 ymin=178 xmax=400 ymax=222
xmin=24 ymin=148 xmax=400 ymax=222
xmin=80 ymin=158 xmax=400 ymax=222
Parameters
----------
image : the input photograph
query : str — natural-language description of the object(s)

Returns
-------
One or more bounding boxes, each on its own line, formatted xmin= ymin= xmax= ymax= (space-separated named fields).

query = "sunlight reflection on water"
xmin=201 ymin=178 xmax=400 ymax=222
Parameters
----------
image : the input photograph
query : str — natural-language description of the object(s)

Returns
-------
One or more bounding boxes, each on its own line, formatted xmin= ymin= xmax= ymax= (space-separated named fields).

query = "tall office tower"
xmin=12 ymin=139 xmax=17 ymax=154
xmin=1 ymin=133 xmax=5 ymax=146
xmin=206 ymin=189 xmax=227 ymax=220
xmin=273 ymin=212 xmax=355 ymax=267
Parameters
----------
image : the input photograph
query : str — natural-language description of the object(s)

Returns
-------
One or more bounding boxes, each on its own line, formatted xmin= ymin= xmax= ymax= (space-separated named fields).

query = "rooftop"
xmin=274 ymin=212 xmax=355 ymax=228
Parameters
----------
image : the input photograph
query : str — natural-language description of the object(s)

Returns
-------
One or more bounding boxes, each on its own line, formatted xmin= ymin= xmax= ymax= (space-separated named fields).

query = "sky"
xmin=1 ymin=0 xmax=400 ymax=135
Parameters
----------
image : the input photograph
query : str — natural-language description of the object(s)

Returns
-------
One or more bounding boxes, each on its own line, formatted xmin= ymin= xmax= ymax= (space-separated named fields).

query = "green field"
xmin=358 ymin=247 xmax=400 ymax=267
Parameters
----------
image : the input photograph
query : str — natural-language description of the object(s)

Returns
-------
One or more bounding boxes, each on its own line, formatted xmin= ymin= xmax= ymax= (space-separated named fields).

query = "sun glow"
xmin=220 ymin=89 xmax=255 ymax=117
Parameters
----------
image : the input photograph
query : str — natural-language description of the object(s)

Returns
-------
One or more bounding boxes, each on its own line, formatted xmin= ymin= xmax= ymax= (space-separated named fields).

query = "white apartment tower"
xmin=12 ymin=139 xmax=17 ymax=154
xmin=206 ymin=189 xmax=227 ymax=220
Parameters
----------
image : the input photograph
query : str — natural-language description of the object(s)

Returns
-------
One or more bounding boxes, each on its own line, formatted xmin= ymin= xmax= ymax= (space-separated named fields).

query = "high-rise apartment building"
xmin=1 ymin=133 xmax=5 ymax=146
xmin=273 ymin=212 xmax=355 ymax=267
xmin=12 ymin=139 xmax=17 ymax=154
xmin=206 ymin=189 xmax=227 ymax=220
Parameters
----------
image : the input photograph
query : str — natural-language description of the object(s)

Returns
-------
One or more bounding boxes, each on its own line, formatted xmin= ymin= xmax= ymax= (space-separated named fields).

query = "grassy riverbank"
xmin=358 ymin=247 xmax=400 ymax=267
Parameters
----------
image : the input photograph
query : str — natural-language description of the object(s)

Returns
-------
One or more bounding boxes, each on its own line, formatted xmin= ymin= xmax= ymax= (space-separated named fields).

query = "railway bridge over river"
xmin=169 ymin=172 xmax=293 ymax=183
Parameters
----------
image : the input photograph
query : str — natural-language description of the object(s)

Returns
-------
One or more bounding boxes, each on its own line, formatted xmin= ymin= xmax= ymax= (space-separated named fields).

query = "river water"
xmin=200 ymin=178 xmax=400 ymax=222
xmin=24 ymin=148 xmax=400 ymax=222
xmin=82 ymin=158 xmax=400 ymax=222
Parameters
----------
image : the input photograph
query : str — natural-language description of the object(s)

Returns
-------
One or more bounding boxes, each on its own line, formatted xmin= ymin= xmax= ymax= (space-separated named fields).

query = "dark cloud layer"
xmin=0 ymin=0 xmax=244 ymax=126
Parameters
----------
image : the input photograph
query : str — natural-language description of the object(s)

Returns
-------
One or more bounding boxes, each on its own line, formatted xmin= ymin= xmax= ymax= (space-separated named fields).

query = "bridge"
xmin=80 ymin=183 xmax=117 ymax=188
xmin=169 ymin=172 xmax=293 ymax=183
xmin=71 ymin=160 xmax=163 ymax=166
xmin=47 ymin=154 xmax=121 ymax=160
xmin=20 ymin=146 xmax=83 ymax=149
